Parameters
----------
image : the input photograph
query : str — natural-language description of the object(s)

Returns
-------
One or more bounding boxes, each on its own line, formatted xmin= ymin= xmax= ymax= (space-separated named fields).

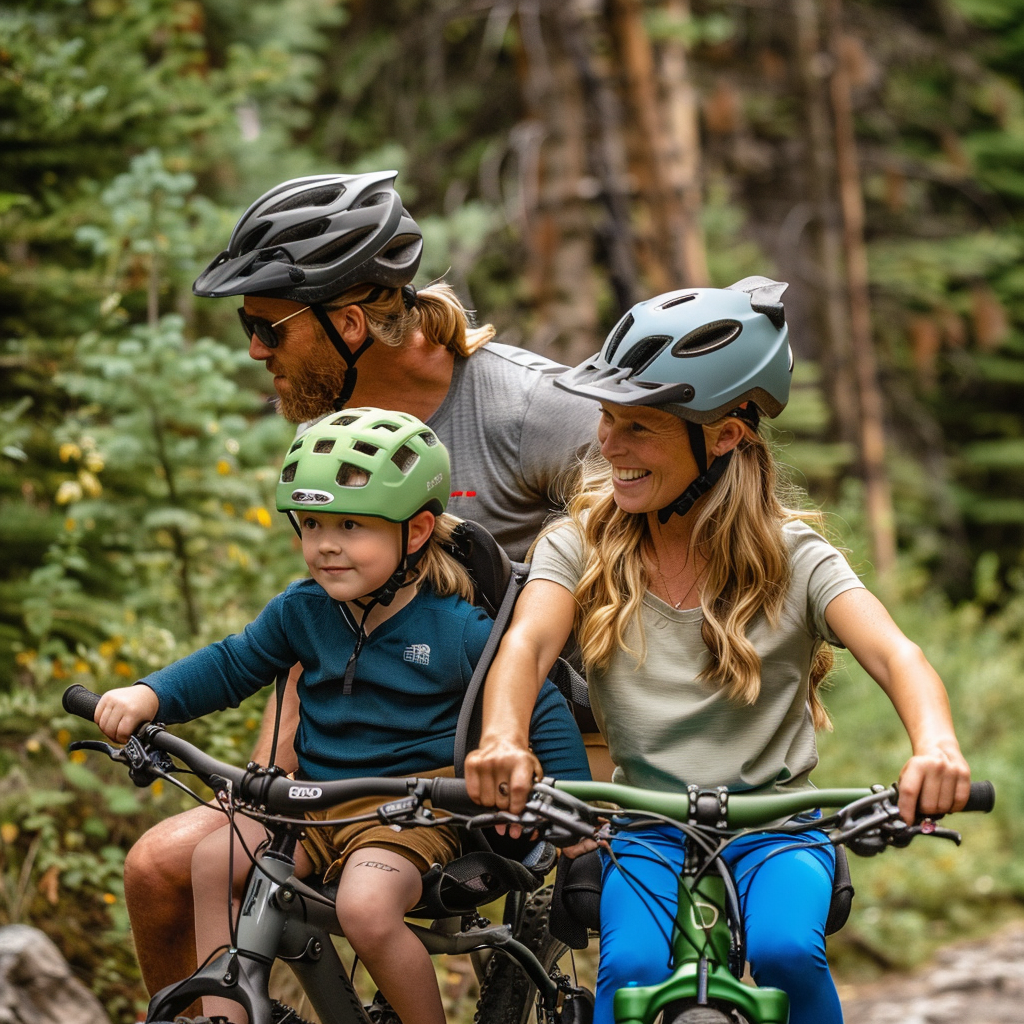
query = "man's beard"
xmin=275 ymin=360 xmax=349 ymax=423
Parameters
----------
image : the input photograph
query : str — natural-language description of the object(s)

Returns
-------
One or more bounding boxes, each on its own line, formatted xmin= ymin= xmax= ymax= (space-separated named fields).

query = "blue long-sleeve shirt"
xmin=143 ymin=579 xmax=590 ymax=783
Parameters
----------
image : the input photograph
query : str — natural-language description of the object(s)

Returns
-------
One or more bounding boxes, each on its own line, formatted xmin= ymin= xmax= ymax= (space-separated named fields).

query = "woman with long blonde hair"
xmin=466 ymin=278 xmax=972 ymax=1024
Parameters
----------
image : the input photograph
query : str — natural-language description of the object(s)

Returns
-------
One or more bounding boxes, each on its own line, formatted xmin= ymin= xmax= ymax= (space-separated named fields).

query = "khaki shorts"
xmin=301 ymin=768 xmax=461 ymax=882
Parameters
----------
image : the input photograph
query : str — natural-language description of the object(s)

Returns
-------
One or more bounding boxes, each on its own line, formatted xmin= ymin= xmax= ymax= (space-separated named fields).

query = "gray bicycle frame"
xmin=146 ymin=841 xmax=562 ymax=1024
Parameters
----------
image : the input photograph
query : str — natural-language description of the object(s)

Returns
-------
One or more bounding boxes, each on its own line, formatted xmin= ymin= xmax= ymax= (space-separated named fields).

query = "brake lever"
xmin=888 ymin=820 xmax=962 ymax=848
xmin=69 ymin=739 xmax=127 ymax=762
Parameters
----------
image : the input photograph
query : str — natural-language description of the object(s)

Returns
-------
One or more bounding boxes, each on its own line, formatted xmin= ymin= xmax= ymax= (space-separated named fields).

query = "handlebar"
xmin=62 ymin=684 xmax=995 ymax=834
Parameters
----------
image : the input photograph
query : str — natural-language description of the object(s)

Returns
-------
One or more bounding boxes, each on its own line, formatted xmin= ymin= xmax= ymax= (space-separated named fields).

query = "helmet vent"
xmin=289 ymin=439 xmax=304 ymax=453
xmin=419 ymin=431 xmax=438 ymax=447
xmin=264 ymin=185 xmax=345 ymax=215
xmin=671 ymin=320 xmax=742 ymax=358
xmin=619 ymin=335 xmax=673 ymax=375
xmin=281 ymin=462 xmax=298 ymax=483
xmin=337 ymin=463 xmax=370 ymax=487
xmin=271 ymin=218 xmax=330 ymax=248
xmin=237 ymin=224 xmax=271 ymax=256
xmin=358 ymin=191 xmax=389 ymax=208
xmin=603 ymin=313 xmax=634 ymax=364
xmin=391 ymin=444 xmax=419 ymax=474
xmin=331 ymin=415 xmax=359 ymax=426
xmin=313 ymin=439 xmax=336 ymax=454
xmin=377 ymin=235 xmax=422 ymax=267
xmin=373 ymin=422 xmax=399 ymax=432
xmin=306 ymin=227 xmax=373 ymax=268
xmin=353 ymin=440 xmax=379 ymax=457
xmin=659 ymin=293 xmax=697 ymax=310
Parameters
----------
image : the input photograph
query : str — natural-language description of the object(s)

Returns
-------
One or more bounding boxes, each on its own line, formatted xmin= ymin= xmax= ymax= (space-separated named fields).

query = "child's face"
xmin=299 ymin=512 xmax=404 ymax=602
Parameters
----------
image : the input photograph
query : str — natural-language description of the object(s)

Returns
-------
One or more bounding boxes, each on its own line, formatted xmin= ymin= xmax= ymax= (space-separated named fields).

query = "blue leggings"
xmin=595 ymin=824 xmax=842 ymax=1024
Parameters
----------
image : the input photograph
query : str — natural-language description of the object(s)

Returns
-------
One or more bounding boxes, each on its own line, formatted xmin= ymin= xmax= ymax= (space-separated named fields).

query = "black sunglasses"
xmin=237 ymin=305 xmax=311 ymax=349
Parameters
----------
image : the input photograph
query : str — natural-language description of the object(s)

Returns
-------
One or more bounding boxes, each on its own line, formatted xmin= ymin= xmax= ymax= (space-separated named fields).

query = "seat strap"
xmin=453 ymin=561 xmax=528 ymax=776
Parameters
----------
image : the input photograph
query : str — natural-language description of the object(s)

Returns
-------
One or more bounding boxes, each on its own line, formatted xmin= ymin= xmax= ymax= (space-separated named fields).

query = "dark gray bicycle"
xmin=62 ymin=684 xmax=594 ymax=1024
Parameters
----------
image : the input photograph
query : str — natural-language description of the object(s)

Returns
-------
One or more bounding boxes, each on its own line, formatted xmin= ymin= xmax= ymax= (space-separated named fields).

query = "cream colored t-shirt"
xmin=529 ymin=519 xmax=865 ymax=793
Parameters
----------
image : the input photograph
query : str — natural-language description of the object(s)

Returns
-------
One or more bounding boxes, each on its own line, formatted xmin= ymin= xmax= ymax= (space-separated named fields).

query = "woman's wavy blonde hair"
xmin=565 ymin=418 xmax=836 ymax=731
xmin=327 ymin=281 xmax=494 ymax=356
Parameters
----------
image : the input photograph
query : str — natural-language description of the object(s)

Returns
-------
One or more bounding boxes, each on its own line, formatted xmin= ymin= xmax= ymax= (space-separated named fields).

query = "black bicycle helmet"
xmin=193 ymin=170 xmax=422 ymax=304
xmin=195 ymin=171 xmax=423 ymax=410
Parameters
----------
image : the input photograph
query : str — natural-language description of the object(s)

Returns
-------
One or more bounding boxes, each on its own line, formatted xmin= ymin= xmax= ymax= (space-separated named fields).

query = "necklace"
xmin=651 ymin=548 xmax=700 ymax=610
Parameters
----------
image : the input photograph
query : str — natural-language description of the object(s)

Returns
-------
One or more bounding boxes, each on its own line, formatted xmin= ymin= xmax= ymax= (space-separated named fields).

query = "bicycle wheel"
xmin=475 ymin=885 xmax=590 ymax=1024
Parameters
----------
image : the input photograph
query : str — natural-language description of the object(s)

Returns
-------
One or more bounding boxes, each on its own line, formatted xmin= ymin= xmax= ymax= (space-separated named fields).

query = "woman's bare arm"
xmin=464 ymin=578 xmax=577 ymax=812
xmin=825 ymin=587 xmax=970 ymax=824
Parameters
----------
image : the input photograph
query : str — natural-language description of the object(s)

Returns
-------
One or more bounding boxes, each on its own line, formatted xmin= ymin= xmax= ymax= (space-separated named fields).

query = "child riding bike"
xmin=92 ymin=408 xmax=591 ymax=1024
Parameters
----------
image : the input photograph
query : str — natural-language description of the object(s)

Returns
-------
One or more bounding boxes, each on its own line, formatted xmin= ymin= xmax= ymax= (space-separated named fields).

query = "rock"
xmin=842 ymin=922 xmax=1024 ymax=1024
xmin=0 ymin=925 xmax=110 ymax=1024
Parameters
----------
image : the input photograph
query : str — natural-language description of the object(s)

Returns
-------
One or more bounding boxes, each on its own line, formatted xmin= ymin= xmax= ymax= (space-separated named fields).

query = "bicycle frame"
xmin=550 ymin=781 xmax=924 ymax=1024
xmin=146 ymin=827 xmax=565 ymax=1024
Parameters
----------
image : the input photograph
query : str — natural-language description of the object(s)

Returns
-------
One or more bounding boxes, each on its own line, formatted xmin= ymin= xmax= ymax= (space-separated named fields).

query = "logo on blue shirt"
xmin=403 ymin=644 xmax=431 ymax=666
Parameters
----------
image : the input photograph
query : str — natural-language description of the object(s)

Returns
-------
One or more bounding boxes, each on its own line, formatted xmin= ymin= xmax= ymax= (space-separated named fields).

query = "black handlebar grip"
xmin=62 ymin=684 xmax=102 ymax=722
xmin=963 ymin=780 xmax=995 ymax=813
xmin=429 ymin=777 xmax=484 ymax=815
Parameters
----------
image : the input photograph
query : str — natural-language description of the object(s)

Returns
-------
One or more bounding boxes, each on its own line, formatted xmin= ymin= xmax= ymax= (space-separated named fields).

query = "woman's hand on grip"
xmin=464 ymin=736 xmax=542 ymax=815
xmin=897 ymin=739 xmax=971 ymax=825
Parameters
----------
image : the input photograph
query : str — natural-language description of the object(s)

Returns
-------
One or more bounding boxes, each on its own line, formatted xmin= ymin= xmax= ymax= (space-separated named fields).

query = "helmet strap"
xmin=341 ymin=518 xmax=427 ymax=694
xmin=658 ymin=420 xmax=734 ymax=524
xmin=310 ymin=303 xmax=374 ymax=411
xmin=656 ymin=405 xmax=759 ymax=523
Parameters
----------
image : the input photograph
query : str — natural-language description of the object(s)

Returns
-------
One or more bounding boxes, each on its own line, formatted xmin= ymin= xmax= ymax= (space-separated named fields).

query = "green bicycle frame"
xmin=554 ymin=781 xmax=874 ymax=1024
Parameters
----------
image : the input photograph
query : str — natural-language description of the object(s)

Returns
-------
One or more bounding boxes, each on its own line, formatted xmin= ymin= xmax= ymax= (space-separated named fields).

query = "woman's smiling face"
xmin=299 ymin=511 xmax=403 ymax=602
xmin=596 ymin=402 xmax=700 ymax=515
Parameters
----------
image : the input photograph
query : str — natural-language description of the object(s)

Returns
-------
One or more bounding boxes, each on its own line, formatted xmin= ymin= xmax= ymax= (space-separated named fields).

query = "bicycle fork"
xmin=611 ymin=876 xmax=790 ymax=1024
xmin=147 ymin=852 xmax=369 ymax=1024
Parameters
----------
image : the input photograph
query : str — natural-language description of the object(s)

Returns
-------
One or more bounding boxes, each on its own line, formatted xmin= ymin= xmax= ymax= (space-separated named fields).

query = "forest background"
xmin=2 ymin=0 xmax=1023 ymax=1020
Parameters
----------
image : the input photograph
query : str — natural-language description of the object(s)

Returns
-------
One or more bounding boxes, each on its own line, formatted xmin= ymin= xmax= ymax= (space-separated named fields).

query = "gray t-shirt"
xmin=426 ymin=343 xmax=598 ymax=561
xmin=528 ymin=519 xmax=865 ymax=793
xmin=299 ymin=343 xmax=599 ymax=561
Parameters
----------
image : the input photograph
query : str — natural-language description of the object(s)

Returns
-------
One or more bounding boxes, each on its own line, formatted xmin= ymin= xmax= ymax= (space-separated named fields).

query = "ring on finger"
xmin=498 ymin=782 xmax=510 ymax=797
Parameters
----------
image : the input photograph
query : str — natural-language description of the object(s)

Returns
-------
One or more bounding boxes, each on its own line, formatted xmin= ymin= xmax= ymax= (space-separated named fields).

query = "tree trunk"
xmin=790 ymin=0 xmax=859 ymax=449
xmin=826 ymin=0 xmax=897 ymax=578
xmin=511 ymin=0 xmax=603 ymax=364
xmin=610 ymin=0 xmax=708 ymax=290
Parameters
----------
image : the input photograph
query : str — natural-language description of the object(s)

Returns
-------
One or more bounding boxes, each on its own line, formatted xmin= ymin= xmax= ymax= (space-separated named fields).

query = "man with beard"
xmin=123 ymin=170 xmax=600 ymax=1002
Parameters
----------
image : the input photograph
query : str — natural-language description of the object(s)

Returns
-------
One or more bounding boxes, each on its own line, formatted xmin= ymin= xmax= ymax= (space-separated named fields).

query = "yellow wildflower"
xmin=64 ymin=518 xmax=77 ymax=532
xmin=79 ymin=470 xmax=102 ymax=497
xmin=98 ymin=640 xmax=117 ymax=658
xmin=217 ymin=459 xmax=232 ymax=475
xmin=69 ymin=750 xmax=87 ymax=764
xmin=85 ymin=453 xmax=105 ymax=473
xmin=25 ymin=739 xmax=41 ymax=754
xmin=55 ymin=480 xmax=83 ymax=505
xmin=113 ymin=661 xmax=134 ymax=678
xmin=59 ymin=443 xmax=82 ymax=463
xmin=102 ymin=893 xmax=117 ymax=905
xmin=0 ymin=823 xmax=18 ymax=844
xmin=56 ymin=729 xmax=71 ymax=747
xmin=15 ymin=650 xmax=35 ymax=666
xmin=74 ymin=659 xmax=90 ymax=674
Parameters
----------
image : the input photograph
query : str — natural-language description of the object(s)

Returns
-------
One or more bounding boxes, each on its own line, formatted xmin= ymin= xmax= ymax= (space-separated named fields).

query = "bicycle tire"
xmin=474 ymin=886 xmax=581 ymax=1024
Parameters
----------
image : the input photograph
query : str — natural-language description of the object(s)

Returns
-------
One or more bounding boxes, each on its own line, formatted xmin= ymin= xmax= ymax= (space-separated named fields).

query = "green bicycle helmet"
xmin=277 ymin=407 xmax=450 ymax=521
xmin=555 ymin=277 xmax=793 ymax=522
xmin=277 ymin=408 xmax=451 ymax=694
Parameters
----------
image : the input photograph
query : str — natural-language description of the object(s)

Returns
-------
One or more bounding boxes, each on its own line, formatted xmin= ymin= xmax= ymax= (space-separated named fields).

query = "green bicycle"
xmin=514 ymin=777 xmax=996 ymax=1024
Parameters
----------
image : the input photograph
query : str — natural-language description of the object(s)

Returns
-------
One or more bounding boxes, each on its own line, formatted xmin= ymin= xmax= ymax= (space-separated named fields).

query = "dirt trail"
xmin=838 ymin=923 xmax=1024 ymax=1023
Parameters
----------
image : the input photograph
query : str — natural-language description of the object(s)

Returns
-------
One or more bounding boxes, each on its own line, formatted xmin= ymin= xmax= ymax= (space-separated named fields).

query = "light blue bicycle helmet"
xmin=555 ymin=277 xmax=793 ymax=521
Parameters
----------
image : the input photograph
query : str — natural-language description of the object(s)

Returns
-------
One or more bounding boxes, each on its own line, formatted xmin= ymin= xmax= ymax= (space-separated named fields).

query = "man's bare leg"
xmin=124 ymin=802 xmax=225 ymax=995
xmin=126 ymin=665 xmax=301 ymax=995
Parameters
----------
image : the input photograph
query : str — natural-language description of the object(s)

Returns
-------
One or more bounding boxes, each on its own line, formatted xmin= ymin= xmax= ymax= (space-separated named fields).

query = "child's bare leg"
xmin=335 ymin=848 xmax=443 ymax=1024
xmin=191 ymin=816 xmax=315 ymax=1024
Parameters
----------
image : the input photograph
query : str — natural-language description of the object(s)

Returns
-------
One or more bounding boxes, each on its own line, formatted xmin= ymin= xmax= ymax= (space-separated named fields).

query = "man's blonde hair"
xmin=327 ymin=281 xmax=494 ymax=357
